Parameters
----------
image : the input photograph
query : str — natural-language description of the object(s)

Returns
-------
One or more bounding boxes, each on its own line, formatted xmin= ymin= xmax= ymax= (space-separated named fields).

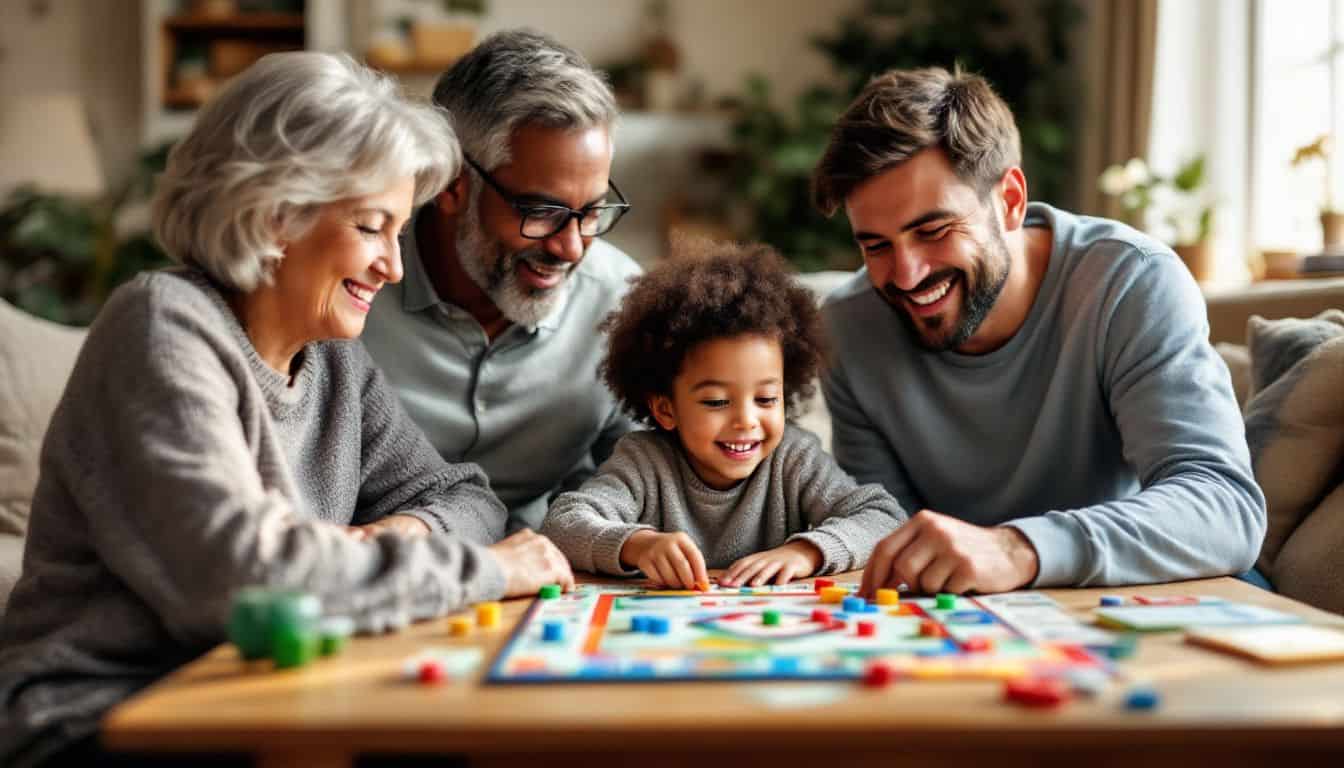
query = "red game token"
xmin=1004 ymin=677 xmax=1069 ymax=708
xmin=813 ymin=578 xmax=835 ymax=592
xmin=857 ymin=620 xmax=876 ymax=637
xmin=418 ymin=660 xmax=446 ymax=685
xmin=919 ymin=619 xmax=944 ymax=638
xmin=962 ymin=637 xmax=993 ymax=652
xmin=863 ymin=661 xmax=894 ymax=688
xmin=810 ymin=609 xmax=831 ymax=623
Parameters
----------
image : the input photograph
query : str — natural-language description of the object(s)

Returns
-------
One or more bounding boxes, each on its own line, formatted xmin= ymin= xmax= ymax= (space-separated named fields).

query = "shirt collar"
xmin=399 ymin=204 xmax=574 ymax=335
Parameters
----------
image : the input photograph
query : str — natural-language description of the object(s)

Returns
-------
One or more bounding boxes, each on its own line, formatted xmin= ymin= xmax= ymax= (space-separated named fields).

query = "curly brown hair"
xmin=600 ymin=236 xmax=828 ymax=427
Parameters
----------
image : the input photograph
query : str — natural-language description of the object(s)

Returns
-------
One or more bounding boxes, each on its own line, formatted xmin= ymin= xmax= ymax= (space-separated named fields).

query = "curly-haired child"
xmin=540 ymin=237 xmax=908 ymax=589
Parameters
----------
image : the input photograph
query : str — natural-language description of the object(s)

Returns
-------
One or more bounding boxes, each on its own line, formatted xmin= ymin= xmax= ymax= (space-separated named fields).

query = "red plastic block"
xmin=418 ymin=660 xmax=446 ymax=685
xmin=863 ymin=661 xmax=895 ymax=688
xmin=1004 ymin=677 xmax=1069 ymax=708
xmin=857 ymin=620 xmax=877 ymax=637
xmin=962 ymin=637 xmax=993 ymax=652
xmin=810 ymin=608 xmax=831 ymax=623
xmin=813 ymin=578 xmax=835 ymax=592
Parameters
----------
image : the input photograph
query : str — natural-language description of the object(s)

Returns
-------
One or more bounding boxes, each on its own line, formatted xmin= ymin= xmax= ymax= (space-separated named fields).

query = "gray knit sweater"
xmin=0 ymin=269 xmax=508 ymax=767
xmin=541 ymin=425 xmax=907 ymax=576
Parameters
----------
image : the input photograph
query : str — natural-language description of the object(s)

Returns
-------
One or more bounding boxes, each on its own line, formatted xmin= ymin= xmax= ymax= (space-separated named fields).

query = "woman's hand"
xmin=720 ymin=540 xmax=822 ymax=587
xmin=488 ymin=529 xmax=576 ymax=597
xmin=620 ymin=530 xmax=709 ymax=589
xmin=345 ymin=514 xmax=433 ymax=541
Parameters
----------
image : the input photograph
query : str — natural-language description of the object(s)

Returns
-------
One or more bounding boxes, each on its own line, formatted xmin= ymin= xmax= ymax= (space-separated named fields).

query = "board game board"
xmin=485 ymin=584 xmax=1114 ymax=684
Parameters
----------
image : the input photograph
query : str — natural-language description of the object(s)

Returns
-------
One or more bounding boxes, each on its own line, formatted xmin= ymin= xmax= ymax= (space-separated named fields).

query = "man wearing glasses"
xmin=362 ymin=30 xmax=641 ymax=534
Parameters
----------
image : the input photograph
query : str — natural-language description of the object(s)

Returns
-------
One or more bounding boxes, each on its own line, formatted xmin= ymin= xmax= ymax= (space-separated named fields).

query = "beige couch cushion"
xmin=0 ymin=300 xmax=85 ymax=537
xmin=1245 ymin=311 xmax=1344 ymax=614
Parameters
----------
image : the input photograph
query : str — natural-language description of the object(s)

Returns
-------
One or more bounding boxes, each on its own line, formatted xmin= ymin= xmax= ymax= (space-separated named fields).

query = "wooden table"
xmin=103 ymin=577 xmax=1344 ymax=768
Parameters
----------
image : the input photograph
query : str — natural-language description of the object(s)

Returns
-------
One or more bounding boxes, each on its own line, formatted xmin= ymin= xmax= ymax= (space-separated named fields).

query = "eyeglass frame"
xmin=462 ymin=154 xmax=631 ymax=240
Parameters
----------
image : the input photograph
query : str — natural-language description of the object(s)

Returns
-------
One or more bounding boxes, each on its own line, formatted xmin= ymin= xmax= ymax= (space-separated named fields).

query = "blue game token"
xmin=770 ymin=656 xmax=800 ymax=675
xmin=630 ymin=615 xmax=651 ymax=633
xmin=842 ymin=596 xmax=867 ymax=613
xmin=862 ymin=603 xmax=880 ymax=613
xmin=739 ymin=586 xmax=753 ymax=594
xmin=542 ymin=620 xmax=565 ymax=643
xmin=1100 ymin=595 xmax=1125 ymax=607
xmin=1124 ymin=685 xmax=1160 ymax=711
xmin=647 ymin=616 xmax=671 ymax=635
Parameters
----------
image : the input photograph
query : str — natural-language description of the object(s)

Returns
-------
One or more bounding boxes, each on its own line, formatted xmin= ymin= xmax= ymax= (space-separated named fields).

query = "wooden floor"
xmin=103 ymin=576 xmax=1344 ymax=767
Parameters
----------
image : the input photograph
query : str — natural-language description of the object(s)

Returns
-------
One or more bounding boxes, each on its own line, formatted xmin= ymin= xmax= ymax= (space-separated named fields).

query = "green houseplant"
xmin=0 ymin=144 xmax=172 ymax=326
xmin=724 ymin=0 xmax=1082 ymax=271
xmin=1098 ymin=154 xmax=1215 ymax=282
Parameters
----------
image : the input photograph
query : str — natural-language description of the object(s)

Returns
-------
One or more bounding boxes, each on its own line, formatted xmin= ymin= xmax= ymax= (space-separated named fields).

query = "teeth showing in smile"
xmin=719 ymin=441 xmax=760 ymax=453
xmin=344 ymin=280 xmax=375 ymax=302
xmin=525 ymin=260 xmax=568 ymax=276
xmin=909 ymin=277 xmax=953 ymax=306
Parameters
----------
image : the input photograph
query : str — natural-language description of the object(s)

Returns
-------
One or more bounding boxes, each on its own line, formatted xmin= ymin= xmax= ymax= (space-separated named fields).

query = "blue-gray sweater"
xmin=821 ymin=203 xmax=1266 ymax=587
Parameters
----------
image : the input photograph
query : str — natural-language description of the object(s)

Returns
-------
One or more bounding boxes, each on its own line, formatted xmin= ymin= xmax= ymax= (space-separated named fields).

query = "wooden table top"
xmin=103 ymin=576 xmax=1344 ymax=767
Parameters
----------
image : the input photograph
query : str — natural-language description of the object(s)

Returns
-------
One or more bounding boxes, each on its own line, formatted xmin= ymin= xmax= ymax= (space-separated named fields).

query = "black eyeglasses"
xmin=463 ymin=155 xmax=631 ymax=239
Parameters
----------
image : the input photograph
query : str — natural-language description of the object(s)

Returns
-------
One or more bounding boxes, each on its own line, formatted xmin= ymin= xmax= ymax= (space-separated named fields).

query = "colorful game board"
xmin=485 ymin=584 xmax=1114 ymax=684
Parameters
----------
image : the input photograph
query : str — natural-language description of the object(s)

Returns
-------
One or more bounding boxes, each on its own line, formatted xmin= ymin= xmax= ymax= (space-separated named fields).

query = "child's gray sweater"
xmin=541 ymin=425 xmax=907 ymax=575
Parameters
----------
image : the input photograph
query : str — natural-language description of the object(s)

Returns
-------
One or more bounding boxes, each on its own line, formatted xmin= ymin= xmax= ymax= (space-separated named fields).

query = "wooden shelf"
xmin=366 ymin=58 xmax=458 ymax=76
xmin=163 ymin=13 xmax=305 ymax=33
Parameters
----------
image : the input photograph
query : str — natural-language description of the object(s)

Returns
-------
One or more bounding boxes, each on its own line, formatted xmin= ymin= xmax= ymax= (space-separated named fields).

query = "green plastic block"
xmin=539 ymin=584 xmax=562 ymax=600
xmin=269 ymin=591 xmax=322 ymax=634
xmin=228 ymin=587 xmax=275 ymax=661
xmin=935 ymin=593 xmax=957 ymax=611
xmin=762 ymin=609 xmax=781 ymax=626
xmin=272 ymin=626 xmax=320 ymax=669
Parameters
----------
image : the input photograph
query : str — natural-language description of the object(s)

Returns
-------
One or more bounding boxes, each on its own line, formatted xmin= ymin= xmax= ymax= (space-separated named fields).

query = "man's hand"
xmin=345 ymin=514 xmax=432 ymax=541
xmin=488 ymin=529 xmax=576 ymax=597
xmin=858 ymin=509 xmax=1040 ymax=597
xmin=620 ymin=530 xmax=709 ymax=589
xmin=719 ymin=540 xmax=823 ymax=588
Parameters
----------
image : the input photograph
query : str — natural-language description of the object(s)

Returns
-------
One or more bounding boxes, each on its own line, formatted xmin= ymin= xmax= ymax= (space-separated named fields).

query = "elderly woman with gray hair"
xmin=0 ymin=52 xmax=573 ymax=766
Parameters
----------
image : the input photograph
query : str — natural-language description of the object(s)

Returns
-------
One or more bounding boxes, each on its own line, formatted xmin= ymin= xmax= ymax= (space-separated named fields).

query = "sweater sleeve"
xmin=780 ymin=428 xmax=909 ymax=574
xmin=540 ymin=434 xmax=657 ymax=576
xmin=820 ymin=320 xmax=924 ymax=513
xmin=352 ymin=345 xmax=507 ymax=546
xmin=1005 ymin=252 xmax=1267 ymax=586
xmin=61 ymin=282 xmax=505 ymax=645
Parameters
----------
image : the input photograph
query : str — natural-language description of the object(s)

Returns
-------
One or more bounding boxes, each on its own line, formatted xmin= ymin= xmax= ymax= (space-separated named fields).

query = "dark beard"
xmin=879 ymin=229 xmax=1011 ymax=352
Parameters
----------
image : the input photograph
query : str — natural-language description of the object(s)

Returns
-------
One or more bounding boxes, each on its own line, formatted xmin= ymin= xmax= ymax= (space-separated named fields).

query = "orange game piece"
xmin=1004 ymin=677 xmax=1069 ymax=708
xmin=962 ymin=637 xmax=994 ymax=652
xmin=919 ymin=619 xmax=944 ymax=638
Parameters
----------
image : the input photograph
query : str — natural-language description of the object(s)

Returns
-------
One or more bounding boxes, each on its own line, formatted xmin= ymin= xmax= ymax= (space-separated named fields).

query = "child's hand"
xmin=620 ymin=530 xmax=709 ymax=589
xmin=720 ymin=540 xmax=823 ymax=587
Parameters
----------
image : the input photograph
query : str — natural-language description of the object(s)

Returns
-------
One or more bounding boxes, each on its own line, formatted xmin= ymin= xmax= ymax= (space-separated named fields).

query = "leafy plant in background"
xmin=0 ymin=144 xmax=173 ymax=326
xmin=1098 ymin=154 xmax=1213 ymax=247
xmin=725 ymin=0 xmax=1082 ymax=271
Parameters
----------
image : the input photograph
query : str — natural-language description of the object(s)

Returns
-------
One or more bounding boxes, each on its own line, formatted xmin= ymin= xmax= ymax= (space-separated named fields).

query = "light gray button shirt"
xmin=362 ymin=208 xmax=643 ymax=531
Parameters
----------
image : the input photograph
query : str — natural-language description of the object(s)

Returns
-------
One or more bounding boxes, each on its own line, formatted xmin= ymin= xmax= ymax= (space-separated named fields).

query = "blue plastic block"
xmin=945 ymin=610 xmax=994 ymax=625
xmin=541 ymin=620 xmax=565 ymax=643
xmin=1100 ymin=595 xmax=1125 ymax=607
xmin=862 ymin=603 xmax=880 ymax=613
xmin=842 ymin=596 xmax=867 ymax=613
xmin=770 ymin=656 xmax=800 ymax=675
xmin=647 ymin=616 xmax=671 ymax=635
xmin=630 ymin=615 xmax=651 ymax=633
xmin=1124 ymin=685 xmax=1161 ymax=711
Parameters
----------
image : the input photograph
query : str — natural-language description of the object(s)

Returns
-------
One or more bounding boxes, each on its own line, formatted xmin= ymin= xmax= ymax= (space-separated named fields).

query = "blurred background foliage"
xmin=0 ymin=144 xmax=173 ymax=325
xmin=725 ymin=0 xmax=1082 ymax=271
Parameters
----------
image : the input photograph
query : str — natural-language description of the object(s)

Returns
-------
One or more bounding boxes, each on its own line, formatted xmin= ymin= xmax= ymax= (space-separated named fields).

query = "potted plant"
xmin=1099 ymin=154 xmax=1215 ymax=283
xmin=1290 ymin=134 xmax=1344 ymax=249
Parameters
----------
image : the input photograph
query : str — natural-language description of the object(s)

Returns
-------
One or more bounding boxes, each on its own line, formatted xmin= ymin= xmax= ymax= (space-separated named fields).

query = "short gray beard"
xmin=455 ymin=200 xmax=574 ymax=329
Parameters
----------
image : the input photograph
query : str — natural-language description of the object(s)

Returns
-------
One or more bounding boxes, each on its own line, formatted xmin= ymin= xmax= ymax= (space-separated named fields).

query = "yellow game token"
xmin=820 ymin=586 xmax=849 ymax=604
xmin=876 ymin=588 xmax=900 ymax=606
xmin=476 ymin=602 xmax=502 ymax=629
xmin=449 ymin=616 xmax=473 ymax=637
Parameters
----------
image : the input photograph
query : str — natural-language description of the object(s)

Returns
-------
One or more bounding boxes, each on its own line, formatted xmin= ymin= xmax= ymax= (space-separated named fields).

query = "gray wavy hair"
xmin=432 ymin=29 xmax=616 ymax=173
xmin=152 ymin=52 xmax=460 ymax=291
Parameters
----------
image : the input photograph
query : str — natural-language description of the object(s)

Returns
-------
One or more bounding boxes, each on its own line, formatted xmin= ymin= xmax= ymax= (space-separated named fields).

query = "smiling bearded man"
xmin=811 ymin=66 xmax=1267 ymax=597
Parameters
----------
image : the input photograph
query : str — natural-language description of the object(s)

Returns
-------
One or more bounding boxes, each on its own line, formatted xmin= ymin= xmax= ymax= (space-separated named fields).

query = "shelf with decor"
xmin=140 ymin=0 xmax=347 ymax=145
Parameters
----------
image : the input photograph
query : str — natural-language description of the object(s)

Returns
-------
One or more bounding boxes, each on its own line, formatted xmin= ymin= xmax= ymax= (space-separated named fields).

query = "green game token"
xmin=228 ymin=587 xmax=275 ymax=661
xmin=935 ymin=593 xmax=957 ymax=611
xmin=1106 ymin=633 xmax=1139 ymax=660
xmin=539 ymin=584 xmax=562 ymax=600
xmin=318 ymin=616 xmax=354 ymax=657
xmin=270 ymin=591 xmax=322 ymax=634
xmin=272 ymin=626 xmax=319 ymax=669
xmin=762 ymin=610 xmax=781 ymax=626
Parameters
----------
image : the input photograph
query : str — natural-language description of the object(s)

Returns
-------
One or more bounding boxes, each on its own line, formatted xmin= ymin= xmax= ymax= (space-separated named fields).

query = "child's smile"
xmin=649 ymin=334 xmax=786 ymax=490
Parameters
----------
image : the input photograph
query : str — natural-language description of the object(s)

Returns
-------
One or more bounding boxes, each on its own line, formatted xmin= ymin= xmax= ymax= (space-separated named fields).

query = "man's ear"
xmin=436 ymin=173 xmax=470 ymax=217
xmin=996 ymin=166 xmax=1029 ymax=231
xmin=648 ymin=394 xmax=677 ymax=431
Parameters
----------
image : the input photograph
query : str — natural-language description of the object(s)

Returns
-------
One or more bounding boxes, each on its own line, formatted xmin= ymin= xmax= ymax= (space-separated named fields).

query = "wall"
xmin=0 ymin=0 xmax=142 ymax=187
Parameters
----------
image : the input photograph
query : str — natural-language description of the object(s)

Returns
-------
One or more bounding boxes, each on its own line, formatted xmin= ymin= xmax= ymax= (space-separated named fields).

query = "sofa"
xmin=1 ymin=274 xmax=1342 ymax=614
